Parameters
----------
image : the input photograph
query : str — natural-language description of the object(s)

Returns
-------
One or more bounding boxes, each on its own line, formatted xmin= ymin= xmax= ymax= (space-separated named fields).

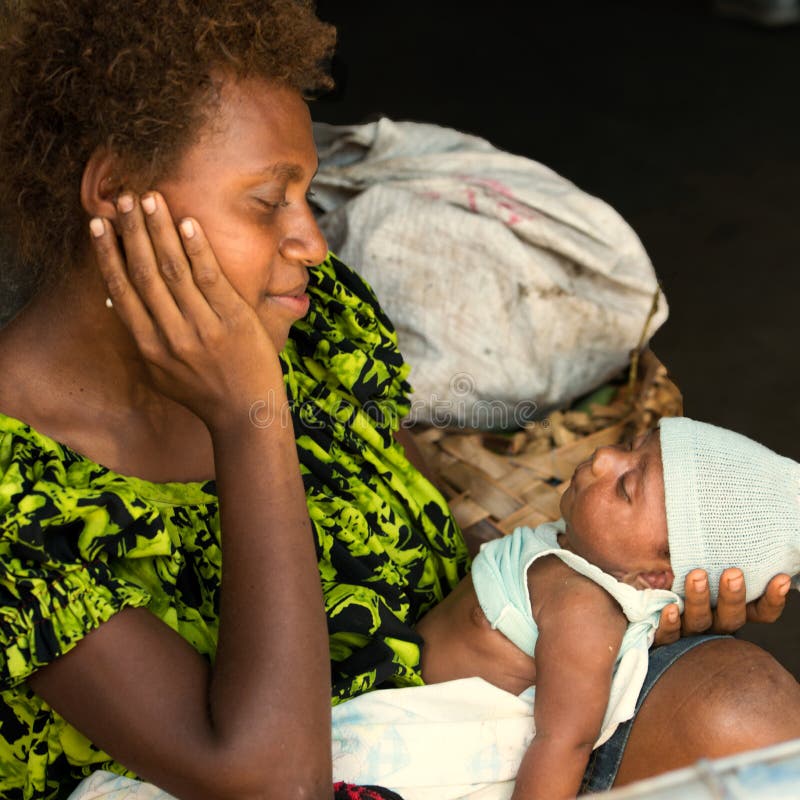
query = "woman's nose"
xmin=280 ymin=206 xmax=329 ymax=267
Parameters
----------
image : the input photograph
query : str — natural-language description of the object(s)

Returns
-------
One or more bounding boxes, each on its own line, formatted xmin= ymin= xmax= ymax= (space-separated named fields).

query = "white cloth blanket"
xmin=312 ymin=119 xmax=668 ymax=428
xmin=330 ymin=659 xmax=670 ymax=800
xmin=66 ymin=772 xmax=173 ymax=800
xmin=332 ymin=678 xmax=532 ymax=800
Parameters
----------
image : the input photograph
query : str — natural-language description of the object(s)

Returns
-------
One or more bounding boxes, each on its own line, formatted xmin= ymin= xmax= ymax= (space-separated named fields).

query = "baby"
xmin=415 ymin=416 xmax=800 ymax=800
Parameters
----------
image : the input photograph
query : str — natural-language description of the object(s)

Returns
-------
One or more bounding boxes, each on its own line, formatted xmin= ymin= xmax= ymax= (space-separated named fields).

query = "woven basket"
xmin=411 ymin=349 xmax=683 ymax=556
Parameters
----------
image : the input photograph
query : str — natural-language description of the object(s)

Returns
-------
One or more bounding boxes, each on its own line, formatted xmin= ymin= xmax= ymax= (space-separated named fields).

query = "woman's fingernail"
xmin=141 ymin=194 xmax=157 ymax=215
xmin=118 ymin=194 xmax=134 ymax=213
xmin=693 ymin=576 xmax=707 ymax=592
xmin=90 ymin=218 xmax=105 ymax=238
xmin=180 ymin=219 xmax=195 ymax=239
xmin=667 ymin=607 xmax=679 ymax=623
xmin=728 ymin=574 xmax=744 ymax=592
xmin=779 ymin=579 xmax=791 ymax=596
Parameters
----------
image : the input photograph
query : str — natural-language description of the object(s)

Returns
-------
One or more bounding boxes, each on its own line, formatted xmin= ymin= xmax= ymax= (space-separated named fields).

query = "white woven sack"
xmin=312 ymin=118 xmax=668 ymax=428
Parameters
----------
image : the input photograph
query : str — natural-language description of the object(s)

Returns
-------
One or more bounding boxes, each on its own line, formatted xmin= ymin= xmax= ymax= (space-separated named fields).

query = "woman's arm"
xmin=513 ymin=559 xmax=627 ymax=800
xmin=28 ymin=195 xmax=330 ymax=799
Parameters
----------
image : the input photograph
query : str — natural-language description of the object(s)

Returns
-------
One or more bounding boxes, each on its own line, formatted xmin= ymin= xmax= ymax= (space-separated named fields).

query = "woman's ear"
xmin=81 ymin=147 xmax=125 ymax=223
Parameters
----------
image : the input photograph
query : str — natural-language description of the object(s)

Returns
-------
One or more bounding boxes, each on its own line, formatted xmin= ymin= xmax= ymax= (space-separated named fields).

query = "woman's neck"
xmin=0 ymin=256 xmax=214 ymax=481
xmin=5 ymin=260 xmax=160 ymax=409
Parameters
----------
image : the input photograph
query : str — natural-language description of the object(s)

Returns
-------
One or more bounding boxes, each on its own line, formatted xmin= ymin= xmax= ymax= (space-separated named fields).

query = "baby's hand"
xmin=654 ymin=569 xmax=791 ymax=646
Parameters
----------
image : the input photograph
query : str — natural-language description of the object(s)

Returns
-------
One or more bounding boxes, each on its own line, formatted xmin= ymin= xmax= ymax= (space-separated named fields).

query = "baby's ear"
xmin=628 ymin=570 xmax=675 ymax=591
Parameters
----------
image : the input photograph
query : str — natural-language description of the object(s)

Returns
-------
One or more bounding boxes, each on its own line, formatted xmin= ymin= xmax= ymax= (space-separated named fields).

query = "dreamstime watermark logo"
xmin=406 ymin=372 xmax=539 ymax=429
xmin=248 ymin=392 xmax=294 ymax=430
xmin=248 ymin=372 xmax=541 ymax=431
xmin=449 ymin=371 xmax=475 ymax=396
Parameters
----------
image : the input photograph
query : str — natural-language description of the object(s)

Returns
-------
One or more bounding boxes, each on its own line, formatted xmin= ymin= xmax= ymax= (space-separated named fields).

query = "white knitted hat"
xmin=659 ymin=417 xmax=800 ymax=604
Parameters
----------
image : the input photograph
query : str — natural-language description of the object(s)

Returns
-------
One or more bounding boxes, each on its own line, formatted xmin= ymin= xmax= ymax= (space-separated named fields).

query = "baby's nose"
xmin=591 ymin=445 xmax=625 ymax=475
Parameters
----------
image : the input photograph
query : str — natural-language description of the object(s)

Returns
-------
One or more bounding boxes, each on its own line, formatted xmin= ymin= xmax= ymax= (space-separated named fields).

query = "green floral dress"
xmin=0 ymin=254 xmax=470 ymax=799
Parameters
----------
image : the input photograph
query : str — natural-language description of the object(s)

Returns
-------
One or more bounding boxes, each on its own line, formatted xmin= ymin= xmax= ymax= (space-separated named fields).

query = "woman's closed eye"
xmin=256 ymin=197 xmax=290 ymax=212
xmin=255 ymin=190 xmax=316 ymax=214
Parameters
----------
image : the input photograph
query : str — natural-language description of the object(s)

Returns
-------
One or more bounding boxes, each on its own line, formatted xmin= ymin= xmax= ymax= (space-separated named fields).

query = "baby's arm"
xmin=513 ymin=558 xmax=627 ymax=800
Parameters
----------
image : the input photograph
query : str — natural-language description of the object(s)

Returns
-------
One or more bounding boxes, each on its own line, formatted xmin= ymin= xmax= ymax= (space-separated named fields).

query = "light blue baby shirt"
xmin=471 ymin=520 xmax=683 ymax=745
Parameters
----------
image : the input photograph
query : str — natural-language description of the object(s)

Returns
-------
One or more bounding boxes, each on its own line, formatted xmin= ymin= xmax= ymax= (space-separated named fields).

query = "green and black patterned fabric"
xmin=0 ymin=253 xmax=470 ymax=798
xmin=286 ymin=255 xmax=469 ymax=700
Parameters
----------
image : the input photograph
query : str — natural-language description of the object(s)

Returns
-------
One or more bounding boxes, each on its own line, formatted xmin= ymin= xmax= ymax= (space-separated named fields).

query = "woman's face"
xmin=154 ymin=77 xmax=328 ymax=350
xmin=558 ymin=429 xmax=673 ymax=589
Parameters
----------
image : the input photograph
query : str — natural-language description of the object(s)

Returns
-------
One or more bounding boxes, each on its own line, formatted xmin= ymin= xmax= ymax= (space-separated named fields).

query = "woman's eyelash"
xmin=258 ymin=198 xmax=289 ymax=211
xmin=258 ymin=191 xmax=316 ymax=210
xmin=256 ymin=190 xmax=316 ymax=214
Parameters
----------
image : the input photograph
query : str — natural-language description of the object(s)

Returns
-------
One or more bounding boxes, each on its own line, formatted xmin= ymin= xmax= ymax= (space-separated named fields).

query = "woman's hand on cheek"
xmin=654 ymin=569 xmax=791 ymax=645
xmin=90 ymin=192 xmax=281 ymax=431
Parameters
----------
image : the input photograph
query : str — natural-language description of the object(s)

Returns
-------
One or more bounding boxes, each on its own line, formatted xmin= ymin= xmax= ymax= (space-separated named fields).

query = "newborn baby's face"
xmin=558 ymin=429 xmax=673 ymax=590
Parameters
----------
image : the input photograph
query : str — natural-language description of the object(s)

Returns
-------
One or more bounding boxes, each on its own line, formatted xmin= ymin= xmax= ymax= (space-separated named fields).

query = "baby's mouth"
xmin=629 ymin=570 xmax=675 ymax=591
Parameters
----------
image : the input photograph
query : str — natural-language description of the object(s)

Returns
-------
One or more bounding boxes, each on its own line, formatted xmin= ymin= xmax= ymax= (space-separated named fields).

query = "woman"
xmin=0 ymin=1 xmax=797 ymax=799
xmin=0 ymin=2 xmax=466 ymax=797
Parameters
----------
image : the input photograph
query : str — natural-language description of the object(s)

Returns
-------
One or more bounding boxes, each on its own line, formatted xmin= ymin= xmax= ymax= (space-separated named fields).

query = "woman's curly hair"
xmin=0 ymin=0 xmax=335 ymax=282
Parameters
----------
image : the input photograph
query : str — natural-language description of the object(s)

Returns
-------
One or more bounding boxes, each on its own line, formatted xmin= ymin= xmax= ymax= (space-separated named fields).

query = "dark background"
xmin=312 ymin=0 xmax=800 ymax=676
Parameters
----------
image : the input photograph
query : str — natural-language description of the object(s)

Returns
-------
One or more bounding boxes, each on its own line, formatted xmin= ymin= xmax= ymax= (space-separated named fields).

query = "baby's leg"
xmin=580 ymin=636 xmax=800 ymax=792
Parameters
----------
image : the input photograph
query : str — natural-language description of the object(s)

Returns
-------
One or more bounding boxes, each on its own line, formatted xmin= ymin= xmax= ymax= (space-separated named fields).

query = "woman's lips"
xmin=269 ymin=292 xmax=310 ymax=317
